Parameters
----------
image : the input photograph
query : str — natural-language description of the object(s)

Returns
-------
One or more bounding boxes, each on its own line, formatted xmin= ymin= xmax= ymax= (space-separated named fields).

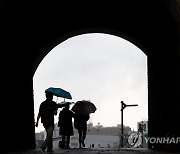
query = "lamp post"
xmin=120 ymin=101 xmax=138 ymax=148
xmin=141 ymin=121 xmax=144 ymax=148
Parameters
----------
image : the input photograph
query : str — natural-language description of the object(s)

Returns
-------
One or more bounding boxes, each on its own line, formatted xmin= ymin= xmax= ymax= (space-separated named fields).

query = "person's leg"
xmin=82 ymin=128 xmax=87 ymax=147
xmin=66 ymin=136 xmax=70 ymax=148
xmin=40 ymin=128 xmax=47 ymax=152
xmin=61 ymin=135 xmax=66 ymax=148
xmin=40 ymin=126 xmax=54 ymax=151
xmin=78 ymin=129 xmax=82 ymax=148
xmin=46 ymin=126 xmax=54 ymax=151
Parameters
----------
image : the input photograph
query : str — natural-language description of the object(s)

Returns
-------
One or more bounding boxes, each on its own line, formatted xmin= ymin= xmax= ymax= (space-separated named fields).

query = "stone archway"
xmin=1 ymin=0 xmax=180 ymax=152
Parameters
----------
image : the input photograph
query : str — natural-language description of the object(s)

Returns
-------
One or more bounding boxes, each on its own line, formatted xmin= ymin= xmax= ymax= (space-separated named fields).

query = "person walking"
xmin=35 ymin=91 xmax=58 ymax=153
xmin=58 ymin=103 xmax=75 ymax=149
xmin=74 ymin=113 xmax=90 ymax=148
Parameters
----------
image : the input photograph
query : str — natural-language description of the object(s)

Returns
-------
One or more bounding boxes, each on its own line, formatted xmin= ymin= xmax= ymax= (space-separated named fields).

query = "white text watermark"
xmin=144 ymin=137 xmax=180 ymax=144
xmin=128 ymin=132 xmax=180 ymax=148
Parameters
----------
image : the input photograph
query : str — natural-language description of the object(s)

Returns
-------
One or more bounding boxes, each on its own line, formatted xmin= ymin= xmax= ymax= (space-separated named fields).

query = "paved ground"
xmin=1 ymin=148 xmax=179 ymax=154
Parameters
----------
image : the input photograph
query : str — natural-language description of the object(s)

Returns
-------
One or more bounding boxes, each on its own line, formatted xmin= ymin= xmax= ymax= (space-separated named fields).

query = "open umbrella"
xmin=45 ymin=87 xmax=72 ymax=99
xmin=71 ymin=100 xmax=96 ymax=115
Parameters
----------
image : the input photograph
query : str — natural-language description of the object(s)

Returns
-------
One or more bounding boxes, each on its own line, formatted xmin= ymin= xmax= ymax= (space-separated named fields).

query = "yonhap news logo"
xmin=128 ymin=132 xmax=180 ymax=148
xmin=128 ymin=132 xmax=142 ymax=148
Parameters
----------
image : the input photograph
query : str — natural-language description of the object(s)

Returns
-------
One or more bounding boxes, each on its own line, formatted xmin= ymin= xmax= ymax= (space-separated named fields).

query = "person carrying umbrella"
xmin=35 ymin=91 xmax=58 ymax=153
xmin=35 ymin=87 xmax=73 ymax=153
xmin=58 ymin=103 xmax=75 ymax=149
xmin=74 ymin=113 xmax=90 ymax=148
xmin=71 ymin=100 xmax=96 ymax=148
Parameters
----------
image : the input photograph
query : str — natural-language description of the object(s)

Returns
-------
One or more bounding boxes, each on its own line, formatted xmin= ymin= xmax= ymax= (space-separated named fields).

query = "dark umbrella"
xmin=45 ymin=87 xmax=72 ymax=99
xmin=71 ymin=100 xmax=97 ymax=115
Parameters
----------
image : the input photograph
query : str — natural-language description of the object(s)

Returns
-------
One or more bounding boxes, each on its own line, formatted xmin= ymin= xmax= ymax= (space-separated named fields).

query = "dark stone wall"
xmin=0 ymin=0 xmax=179 ymax=152
xmin=148 ymin=36 xmax=180 ymax=151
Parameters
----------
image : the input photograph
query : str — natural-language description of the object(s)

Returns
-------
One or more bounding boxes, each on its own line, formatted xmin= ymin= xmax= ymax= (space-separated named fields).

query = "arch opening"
xmin=33 ymin=32 xmax=148 ymax=149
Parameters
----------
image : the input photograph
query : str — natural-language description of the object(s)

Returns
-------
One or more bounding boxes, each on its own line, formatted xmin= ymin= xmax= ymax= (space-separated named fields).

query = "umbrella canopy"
xmin=45 ymin=87 xmax=72 ymax=99
xmin=71 ymin=100 xmax=96 ymax=115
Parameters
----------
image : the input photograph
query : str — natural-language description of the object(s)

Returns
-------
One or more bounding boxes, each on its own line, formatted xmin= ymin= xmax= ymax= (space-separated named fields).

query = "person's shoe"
xmin=38 ymin=147 xmax=44 ymax=154
xmin=79 ymin=144 xmax=82 ymax=149
xmin=82 ymin=141 xmax=85 ymax=147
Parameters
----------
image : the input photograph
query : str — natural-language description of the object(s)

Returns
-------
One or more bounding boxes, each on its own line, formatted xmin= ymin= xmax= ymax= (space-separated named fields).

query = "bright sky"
xmin=33 ymin=33 xmax=148 ymax=133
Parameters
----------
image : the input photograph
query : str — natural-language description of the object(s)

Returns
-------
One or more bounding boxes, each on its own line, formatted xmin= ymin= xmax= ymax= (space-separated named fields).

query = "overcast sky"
xmin=33 ymin=33 xmax=148 ymax=133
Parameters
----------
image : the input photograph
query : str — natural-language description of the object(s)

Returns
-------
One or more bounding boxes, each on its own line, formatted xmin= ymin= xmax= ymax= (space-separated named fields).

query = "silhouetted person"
xmin=92 ymin=144 xmax=95 ymax=148
xmin=58 ymin=103 xmax=75 ymax=149
xmin=35 ymin=92 xmax=58 ymax=153
xmin=74 ymin=113 xmax=90 ymax=148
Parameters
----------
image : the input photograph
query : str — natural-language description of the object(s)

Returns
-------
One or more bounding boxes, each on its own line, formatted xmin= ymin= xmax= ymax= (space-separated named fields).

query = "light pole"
xmin=141 ymin=121 xmax=144 ymax=148
xmin=120 ymin=101 xmax=138 ymax=148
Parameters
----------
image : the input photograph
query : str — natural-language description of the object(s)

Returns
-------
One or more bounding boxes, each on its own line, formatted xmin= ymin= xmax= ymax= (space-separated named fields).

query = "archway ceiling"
xmin=1 ymin=1 xmax=177 ymax=76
